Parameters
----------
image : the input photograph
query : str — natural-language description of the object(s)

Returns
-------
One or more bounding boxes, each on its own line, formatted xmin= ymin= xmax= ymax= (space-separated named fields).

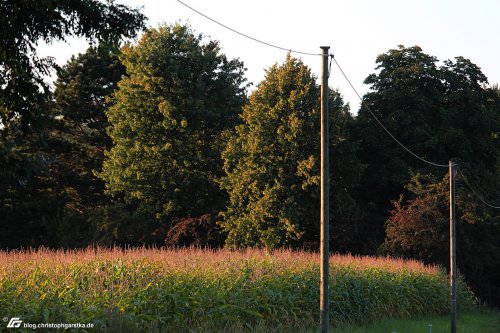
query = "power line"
xmin=459 ymin=165 xmax=500 ymax=204
xmin=332 ymin=56 xmax=500 ymax=208
xmin=179 ymin=2 xmax=499 ymax=208
xmin=457 ymin=166 xmax=500 ymax=209
xmin=176 ymin=0 xmax=321 ymax=56
xmin=331 ymin=56 xmax=449 ymax=168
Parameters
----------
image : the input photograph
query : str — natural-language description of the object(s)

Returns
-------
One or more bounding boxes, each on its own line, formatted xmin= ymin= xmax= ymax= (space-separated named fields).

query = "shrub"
xmin=165 ymin=214 xmax=225 ymax=248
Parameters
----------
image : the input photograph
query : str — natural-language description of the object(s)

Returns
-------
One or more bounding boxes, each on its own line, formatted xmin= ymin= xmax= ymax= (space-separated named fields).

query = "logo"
xmin=6 ymin=318 xmax=22 ymax=328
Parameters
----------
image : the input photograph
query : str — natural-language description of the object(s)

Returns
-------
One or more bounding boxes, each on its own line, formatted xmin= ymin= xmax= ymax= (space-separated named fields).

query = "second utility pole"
xmin=320 ymin=45 xmax=330 ymax=333
xmin=449 ymin=160 xmax=457 ymax=333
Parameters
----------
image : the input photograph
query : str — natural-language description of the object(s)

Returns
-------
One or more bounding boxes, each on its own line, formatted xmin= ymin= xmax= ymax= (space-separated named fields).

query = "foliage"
xmin=0 ymin=1 xmax=145 ymax=248
xmin=100 ymin=23 xmax=247 ymax=225
xmin=0 ymin=0 xmax=145 ymax=130
xmin=53 ymin=43 xmax=125 ymax=140
xmin=1 ymin=44 xmax=138 ymax=248
xmin=87 ymin=203 xmax=162 ymax=246
xmin=353 ymin=45 xmax=500 ymax=250
xmin=383 ymin=174 xmax=450 ymax=264
xmin=0 ymin=127 xmax=61 ymax=248
xmin=38 ymin=44 xmax=128 ymax=246
xmin=220 ymin=55 xmax=363 ymax=249
xmin=0 ymin=248 xmax=476 ymax=333
xmin=383 ymin=173 xmax=500 ymax=306
xmin=165 ymin=214 xmax=225 ymax=248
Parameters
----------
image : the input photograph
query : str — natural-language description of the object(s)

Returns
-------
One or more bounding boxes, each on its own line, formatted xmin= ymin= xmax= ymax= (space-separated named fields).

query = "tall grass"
xmin=0 ymin=247 xmax=476 ymax=332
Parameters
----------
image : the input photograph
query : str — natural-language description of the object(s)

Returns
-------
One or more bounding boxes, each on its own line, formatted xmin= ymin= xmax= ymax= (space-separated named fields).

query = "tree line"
xmin=0 ymin=2 xmax=498 ymax=305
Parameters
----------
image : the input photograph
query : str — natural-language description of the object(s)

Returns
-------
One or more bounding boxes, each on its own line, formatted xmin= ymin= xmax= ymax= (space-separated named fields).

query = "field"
xmin=0 ymin=247 xmax=477 ymax=332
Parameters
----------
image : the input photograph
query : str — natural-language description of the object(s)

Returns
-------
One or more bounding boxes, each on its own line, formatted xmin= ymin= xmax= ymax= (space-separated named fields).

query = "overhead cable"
xmin=331 ymin=55 xmax=449 ymax=168
xmin=177 ymin=0 xmax=321 ymax=56
xmin=180 ymin=1 xmax=499 ymax=208
xmin=457 ymin=166 xmax=500 ymax=209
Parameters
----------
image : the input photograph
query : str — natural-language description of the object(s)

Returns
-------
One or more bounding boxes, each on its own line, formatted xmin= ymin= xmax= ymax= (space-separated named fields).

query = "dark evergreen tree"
xmin=37 ymin=44 xmax=127 ymax=246
xmin=0 ymin=1 xmax=145 ymax=248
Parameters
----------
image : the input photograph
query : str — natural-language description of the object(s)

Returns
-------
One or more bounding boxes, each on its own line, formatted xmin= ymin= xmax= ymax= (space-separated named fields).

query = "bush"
xmin=165 ymin=214 xmax=225 ymax=248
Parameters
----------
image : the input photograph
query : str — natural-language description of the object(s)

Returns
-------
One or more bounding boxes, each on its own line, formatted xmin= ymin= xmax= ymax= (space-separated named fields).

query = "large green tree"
xmin=220 ymin=55 xmax=363 ymax=249
xmin=357 ymin=45 xmax=500 ymax=305
xmin=0 ymin=1 xmax=145 ymax=248
xmin=100 ymin=24 xmax=247 ymax=226
xmin=353 ymin=45 xmax=500 ymax=249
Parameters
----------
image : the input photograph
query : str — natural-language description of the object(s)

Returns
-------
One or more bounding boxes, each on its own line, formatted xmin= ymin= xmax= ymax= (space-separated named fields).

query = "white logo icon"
xmin=7 ymin=317 xmax=22 ymax=328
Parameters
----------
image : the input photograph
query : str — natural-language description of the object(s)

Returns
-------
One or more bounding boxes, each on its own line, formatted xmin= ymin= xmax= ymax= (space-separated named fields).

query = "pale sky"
xmin=38 ymin=0 xmax=500 ymax=114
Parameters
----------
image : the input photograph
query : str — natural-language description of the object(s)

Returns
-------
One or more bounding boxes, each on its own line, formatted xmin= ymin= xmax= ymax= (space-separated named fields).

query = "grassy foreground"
xmin=0 ymin=247 xmax=476 ymax=332
xmin=332 ymin=309 xmax=500 ymax=333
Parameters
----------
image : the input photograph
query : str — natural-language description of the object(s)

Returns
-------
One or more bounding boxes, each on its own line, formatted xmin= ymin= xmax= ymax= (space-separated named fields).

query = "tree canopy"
xmin=220 ymin=55 xmax=363 ymax=249
xmin=100 ymin=23 xmax=247 ymax=224
xmin=353 ymin=45 xmax=500 ymax=248
xmin=0 ymin=0 xmax=146 ymax=130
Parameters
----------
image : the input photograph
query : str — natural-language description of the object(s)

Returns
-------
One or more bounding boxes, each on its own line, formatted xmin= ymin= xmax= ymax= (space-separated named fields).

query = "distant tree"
xmin=220 ymin=55 xmax=363 ymax=249
xmin=54 ymin=43 xmax=125 ymax=138
xmin=353 ymin=45 xmax=500 ymax=250
xmin=0 ymin=128 xmax=58 ymax=248
xmin=100 ymin=24 xmax=247 ymax=226
xmin=28 ymin=44 xmax=127 ymax=246
xmin=383 ymin=173 xmax=500 ymax=306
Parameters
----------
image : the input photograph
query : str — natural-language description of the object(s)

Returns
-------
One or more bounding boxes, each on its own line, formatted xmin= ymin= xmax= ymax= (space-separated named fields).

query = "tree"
xmin=0 ymin=0 xmax=145 ymax=130
xmin=51 ymin=43 xmax=124 ymax=203
xmin=165 ymin=214 xmax=224 ymax=248
xmin=0 ymin=1 xmax=145 ymax=248
xmin=21 ymin=44 xmax=171 ymax=248
xmin=100 ymin=23 xmax=247 ymax=226
xmin=28 ymin=44 xmax=128 ymax=246
xmin=220 ymin=55 xmax=363 ymax=249
xmin=383 ymin=173 xmax=500 ymax=306
xmin=353 ymin=45 xmax=500 ymax=250
xmin=0 ymin=127 xmax=58 ymax=248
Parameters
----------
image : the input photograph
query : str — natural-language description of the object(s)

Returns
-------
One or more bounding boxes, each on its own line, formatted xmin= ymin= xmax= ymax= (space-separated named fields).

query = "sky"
xmin=38 ymin=0 xmax=500 ymax=114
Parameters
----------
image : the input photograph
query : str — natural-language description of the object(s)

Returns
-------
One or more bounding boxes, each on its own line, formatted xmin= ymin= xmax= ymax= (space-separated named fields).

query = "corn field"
xmin=0 ymin=247 xmax=476 ymax=332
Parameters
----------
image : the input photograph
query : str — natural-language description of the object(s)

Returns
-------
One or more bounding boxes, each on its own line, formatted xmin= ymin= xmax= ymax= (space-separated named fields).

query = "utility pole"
xmin=449 ymin=160 xmax=457 ymax=333
xmin=320 ymin=46 xmax=330 ymax=333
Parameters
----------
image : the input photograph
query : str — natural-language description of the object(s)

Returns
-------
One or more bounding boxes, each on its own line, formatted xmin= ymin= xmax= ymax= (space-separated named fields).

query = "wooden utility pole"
xmin=449 ymin=160 xmax=457 ymax=333
xmin=320 ymin=46 xmax=330 ymax=333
